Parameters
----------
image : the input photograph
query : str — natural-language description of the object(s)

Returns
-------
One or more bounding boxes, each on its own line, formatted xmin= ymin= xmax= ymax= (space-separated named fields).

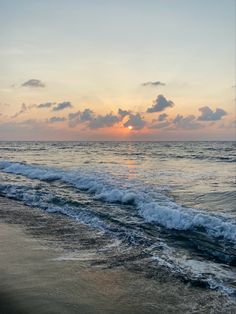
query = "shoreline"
xmin=0 ymin=197 xmax=235 ymax=313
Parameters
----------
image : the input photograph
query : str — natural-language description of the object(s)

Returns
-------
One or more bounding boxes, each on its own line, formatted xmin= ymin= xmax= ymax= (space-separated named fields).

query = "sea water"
xmin=0 ymin=141 xmax=235 ymax=294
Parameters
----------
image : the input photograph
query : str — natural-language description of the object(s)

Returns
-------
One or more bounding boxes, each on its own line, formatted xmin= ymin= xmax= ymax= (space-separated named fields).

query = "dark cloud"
xmin=21 ymin=79 xmax=45 ymax=88
xmin=150 ymin=121 xmax=171 ymax=129
xmin=147 ymin=95 xmax=174 ymax=113
xmin=12 ymin=103 xmax=28 ymax=118
xmin=68 ymin=109 xmax=119 ymax=129
xmin=68 ymin=108 xmax=145 ymax=130
xmin=68 ymin=111 xmax=80 ymax=127
xmin=47 ymin=116 xmax=66 ymax=123
xmin=68 ymin=111 xmax=80 ymax=120
xmin=142 ymin=81 xmax=166 ymax=87
xmin=150 ymin=113 xmax=169 ymax=128
xmin=80 ymin=108 xmax=94 ymax=122
xmin=68 ymin=109 xmax=94 ymax=127
xmin=123 ymin=113 xmax=146 ymax=130
xmin=53 ymin=101 xmax=72 ymax=111
xmin=118 ymin=108 xmax=131 ymax=118
xmin=198 ymin=106 xmax=227 ymax=121
xmin=158 ymin=113 xmax=168 ymax=121
xmin=88 ymin=113 xmax=120 ymax=129
xmin=37 ymin=102 xmax=55 ymax=109
xmin=173 ymin=114 xmax=202 ymax=130
xmin=11 ymin=102 xmax=55 ymax=118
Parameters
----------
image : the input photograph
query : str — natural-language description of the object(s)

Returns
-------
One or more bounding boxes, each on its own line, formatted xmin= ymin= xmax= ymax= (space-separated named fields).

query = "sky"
xmin=0 ymin=0 xmax=235 ymax=141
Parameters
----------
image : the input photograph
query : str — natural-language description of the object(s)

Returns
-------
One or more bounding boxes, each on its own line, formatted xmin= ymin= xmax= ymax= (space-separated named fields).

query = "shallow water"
xmin=1 ymin=214 xmax=234 ymax=314
xmin=0 ymin=141 xmax=235 ymax=294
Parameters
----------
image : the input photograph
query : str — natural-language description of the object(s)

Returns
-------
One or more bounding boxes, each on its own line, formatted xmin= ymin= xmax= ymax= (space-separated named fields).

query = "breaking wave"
xmin=0 ymin=160 xmax=235 ymax=244
xmin=0 ymin=159 xmax=236 ymax=295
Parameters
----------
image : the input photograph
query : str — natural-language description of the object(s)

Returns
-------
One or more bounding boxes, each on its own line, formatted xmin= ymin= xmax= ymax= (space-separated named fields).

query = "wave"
xmin=162 ymin=154 xmax=236 ymax=163
xmin=0 ymin=169 xmax=236 ymax=295
xmin=151 ymin=253 xmax=236 ymax=295
xmin=0 ymin=181 xmax=235 ymax=294
xmin=0 ymin=160 xmax=236 ymax=246
xmin=0 ymin=182 xmax=107 ymax=231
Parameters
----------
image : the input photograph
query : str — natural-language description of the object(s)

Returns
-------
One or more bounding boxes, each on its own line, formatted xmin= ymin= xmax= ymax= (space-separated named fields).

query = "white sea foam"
xmin=0 ymin=182 xmax=106 ymax=232
xmin=0 ymin=160 xmax=236 ymax=243
xmin=0 ymin=166 xmax=236 ymax=295
xmin=138 ymin=202 xmax=236 ymax=242
xmin=151 ymin=254 xmax=236 ymax=295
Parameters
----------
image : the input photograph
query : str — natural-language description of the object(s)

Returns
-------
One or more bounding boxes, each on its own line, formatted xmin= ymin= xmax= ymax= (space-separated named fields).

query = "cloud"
xmin=80 ymin=108 xmax=94 ymax=122
xmin=150 ymin=113 xmax=169 ymax=128
xmin=147 ymin=95 xmax=174 ymax=113
xmin=68 ymin=111 xmax=80 ymax=127
xmin=158 ymin=113 xmax=168 ymax=121
xmin=173 ymin=114 xmax=202 ymax=129
xmin=21 ymin=79 xmax=45 ymax=88
xmin=47 ymin=116 xmax=66 ymax=123
xmin=118 ymin=108 xmax=131 ymax=118
xmin=12 ymin=103 xmax=28 ymax=118
xmin=198 ymin=106 xmax=227 ymax=121
xmin=37 ymin=102 xmax=55 ymax=109
xmin=150 ymin=121 xmax=171 ymax=129
xmin=142 ymin=81 xmax=166 ymax=87
xmin=88 ymin=113 xmax=120 ymax=129
xmin=68 ymin=109 xmax=94 ymax=127
xmin=53 ymin=101 xmax=72 ymax=111
xmin=123 ymin=113 xmax=146 ymax=130
xmin=11 ymin=102 xmax=55 ymax=118
xmin=68 ymin=109 xmax=119 ymax=129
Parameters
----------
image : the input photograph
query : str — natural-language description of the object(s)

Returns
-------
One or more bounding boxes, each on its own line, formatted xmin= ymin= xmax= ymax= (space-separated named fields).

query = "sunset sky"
xmin=0 ymin=0 xmax=235 ymax=140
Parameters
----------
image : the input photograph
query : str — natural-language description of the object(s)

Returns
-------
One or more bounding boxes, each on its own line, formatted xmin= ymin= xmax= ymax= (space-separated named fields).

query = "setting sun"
xmin=0 ymin=1 xmax=235 ymax=312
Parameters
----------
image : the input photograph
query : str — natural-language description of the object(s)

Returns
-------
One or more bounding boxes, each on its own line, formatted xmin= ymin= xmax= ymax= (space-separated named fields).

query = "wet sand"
xmin=0 ymin=197 xmax=235 ymax=313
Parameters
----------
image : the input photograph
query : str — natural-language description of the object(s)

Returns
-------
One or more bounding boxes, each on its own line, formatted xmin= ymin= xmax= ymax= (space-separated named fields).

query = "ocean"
xmin=0 ymin=141 xmax=235 ymax=296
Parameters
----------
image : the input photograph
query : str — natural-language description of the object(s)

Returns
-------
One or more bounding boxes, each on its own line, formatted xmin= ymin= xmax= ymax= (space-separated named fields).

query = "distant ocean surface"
xmin=0 ymin=141 xmax=235 ymax=294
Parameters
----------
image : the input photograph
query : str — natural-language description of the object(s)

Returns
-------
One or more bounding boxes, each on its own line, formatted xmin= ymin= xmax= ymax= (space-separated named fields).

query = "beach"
xmin=0 ymin=196 xmax=235 ymax=314
xmin=1 ymin=0 xmax=235 ymax=311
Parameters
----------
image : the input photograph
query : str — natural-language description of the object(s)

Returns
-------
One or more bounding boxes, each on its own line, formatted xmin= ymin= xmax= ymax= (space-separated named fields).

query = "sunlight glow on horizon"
xmin=0 ymin=0 xmax=235 ymax=140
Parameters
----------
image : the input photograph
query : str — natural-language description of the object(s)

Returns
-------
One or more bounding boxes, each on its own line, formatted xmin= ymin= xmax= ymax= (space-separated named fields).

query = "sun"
xmin=128 ymin=126 xmax=133 ymax=130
